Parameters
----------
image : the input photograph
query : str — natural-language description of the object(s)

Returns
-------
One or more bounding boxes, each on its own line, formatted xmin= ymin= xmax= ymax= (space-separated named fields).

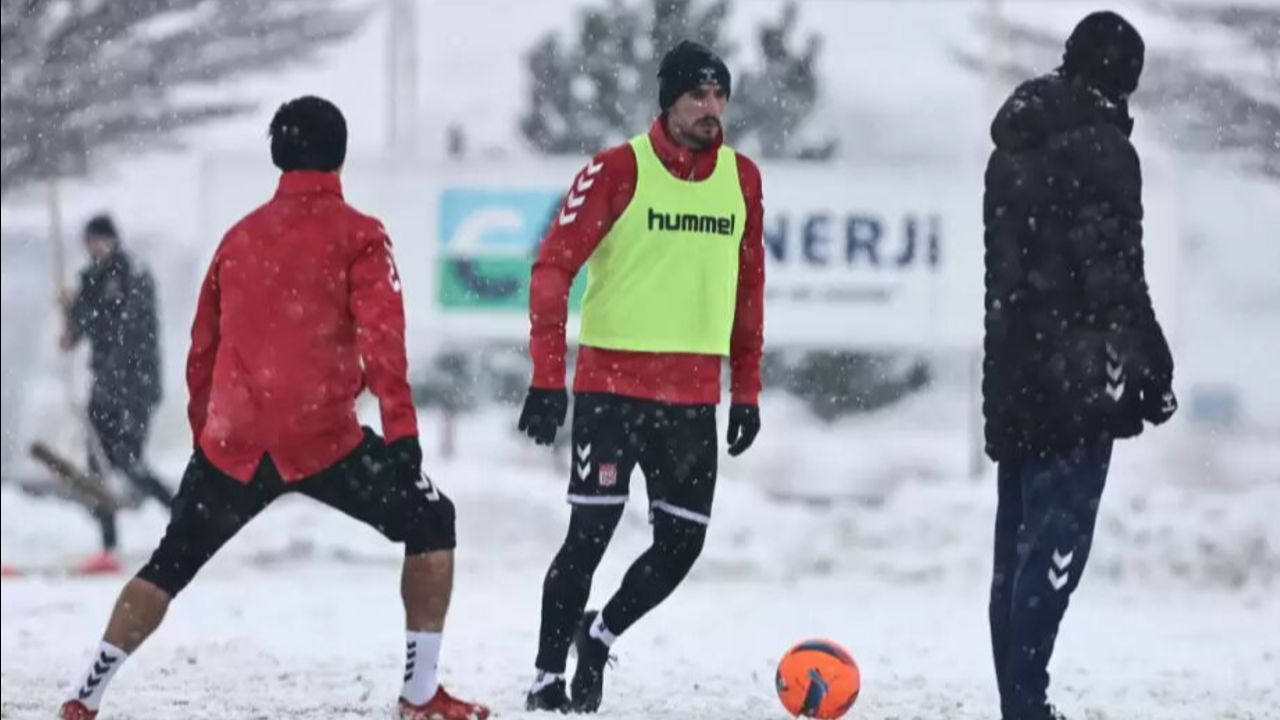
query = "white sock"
xmin=589 ymin=614 xmax=618 ymax=647
xmin=530 ymin=669 xmax=564 ymax=693
xmin=401 ymin=631 xmax=442 ymax=705
xmin=70 ymin=641 xmax=127 ymax=710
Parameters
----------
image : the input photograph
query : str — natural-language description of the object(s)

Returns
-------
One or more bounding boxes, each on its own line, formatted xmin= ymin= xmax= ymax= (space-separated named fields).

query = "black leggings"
xmin=535 ymin=504 xmax=706 ymax=674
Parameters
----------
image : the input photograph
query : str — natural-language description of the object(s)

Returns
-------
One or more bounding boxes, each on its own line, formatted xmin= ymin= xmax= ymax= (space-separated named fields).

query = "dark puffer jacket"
xmin=982 ymin=70 xmax=1173 ymax=462
xmin=66 ymin=249 xmax=162 ymax=410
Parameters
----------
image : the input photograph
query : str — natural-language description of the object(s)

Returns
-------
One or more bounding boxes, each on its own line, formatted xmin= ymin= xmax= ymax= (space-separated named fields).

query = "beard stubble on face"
xmin=676 ymin=115 xmax=721 ymax=150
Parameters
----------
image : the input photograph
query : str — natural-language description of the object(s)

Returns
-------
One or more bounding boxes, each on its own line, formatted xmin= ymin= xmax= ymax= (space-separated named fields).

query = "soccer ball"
xmin=775 ymin=638 xmax=861 ymax=718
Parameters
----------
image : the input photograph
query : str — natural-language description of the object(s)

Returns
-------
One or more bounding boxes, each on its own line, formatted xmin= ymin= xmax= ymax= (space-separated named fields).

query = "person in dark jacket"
xmin=60 ymin=214 xmax=172 ymax=573
xmin=982 ymin=11 xmax=1177 ymax=720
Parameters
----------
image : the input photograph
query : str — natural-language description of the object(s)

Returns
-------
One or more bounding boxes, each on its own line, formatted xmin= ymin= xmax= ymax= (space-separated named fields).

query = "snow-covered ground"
xmin=4 ymin=553 xmax=1276 ymax=719
xmin=3 ymin=1 xmax=1278 ymax=717
xmin=3 ymin=403 xmax=1278 ymax=719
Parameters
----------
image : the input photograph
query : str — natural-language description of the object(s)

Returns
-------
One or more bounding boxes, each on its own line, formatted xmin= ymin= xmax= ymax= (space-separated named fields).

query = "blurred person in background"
xmin=59 ymin=213 xmax=172 ymax=574
xmin=982 ymin=11 xmax=1177 ymax=720
xmin=58 ymin=96 xmax=488 ymax=720
xmin=517 ymin=40 xmax=765 ymax=713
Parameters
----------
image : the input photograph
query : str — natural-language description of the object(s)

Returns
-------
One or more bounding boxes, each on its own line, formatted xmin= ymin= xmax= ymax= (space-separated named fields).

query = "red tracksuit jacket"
xmin=529 ymin=116 xmax=765 ymax=406
xmin=187 ymin=171 xmax=418 ymax=482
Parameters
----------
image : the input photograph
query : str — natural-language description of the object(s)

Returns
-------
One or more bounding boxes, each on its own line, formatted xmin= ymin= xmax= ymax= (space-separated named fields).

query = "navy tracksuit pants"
xmin=989 ymin=440 xmax=1112 ymax=717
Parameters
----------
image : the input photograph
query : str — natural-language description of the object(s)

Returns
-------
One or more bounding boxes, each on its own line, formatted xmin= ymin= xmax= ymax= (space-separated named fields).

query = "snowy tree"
xmin=953 ymin=3 xmax=1280 ymax=180
xmin=520 ymin=0 xmax=835 ymax=160
xmin=0 ymin=0 xmax=366 ymax=197
xmin=725 ymin=2 xmax=833 ymax=160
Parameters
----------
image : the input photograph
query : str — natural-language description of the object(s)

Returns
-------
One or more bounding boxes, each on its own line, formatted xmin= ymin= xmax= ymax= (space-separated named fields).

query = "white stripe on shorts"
xmin=567 ymin=494 xmax=628 ymax=506
xmin=651 ymin=500 xmax=710 ymax=525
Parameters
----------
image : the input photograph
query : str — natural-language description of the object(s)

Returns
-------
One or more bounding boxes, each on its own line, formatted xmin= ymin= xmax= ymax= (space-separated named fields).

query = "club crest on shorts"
xmin=598 ymin=463 xmax=618 ymax=487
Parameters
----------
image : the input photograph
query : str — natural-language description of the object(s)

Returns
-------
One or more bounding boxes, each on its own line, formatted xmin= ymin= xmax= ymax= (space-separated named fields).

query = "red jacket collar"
xmin=275 ymin=171 xmax=343 ymax=199
xmin=648 ymin=115 xmax=722 ymax=181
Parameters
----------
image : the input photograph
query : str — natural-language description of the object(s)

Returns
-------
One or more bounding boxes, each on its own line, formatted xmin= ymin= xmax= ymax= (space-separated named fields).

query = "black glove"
xmin=1141 ymin=384 xmax=1178 ymax=426
xmin=726 ymin=404 xmax=760 ymax=457
xmin=518 ymin=387 xmax=568 ymax=446
xmin=387 ymin=435 xmax=423 ymax=478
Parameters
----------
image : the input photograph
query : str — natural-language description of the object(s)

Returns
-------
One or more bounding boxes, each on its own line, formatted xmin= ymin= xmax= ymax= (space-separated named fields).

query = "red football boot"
xmin=57 ymin=700 xmax=97 ymax=719
xmin=398 ymin=686 xmax=490 ymax=720
xmin=73 ymin=552 xmax=122 ymax=575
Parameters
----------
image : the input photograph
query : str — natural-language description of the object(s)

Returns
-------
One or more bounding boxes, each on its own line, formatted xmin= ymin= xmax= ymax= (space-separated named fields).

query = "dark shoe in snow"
xmin=525 ymin=676 xmax=571 ymax=712
xmin=569 ymin=610 xmax=614 ymax=713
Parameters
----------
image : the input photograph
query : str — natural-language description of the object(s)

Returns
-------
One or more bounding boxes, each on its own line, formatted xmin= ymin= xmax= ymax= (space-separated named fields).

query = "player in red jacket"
xmin=518 ymin=42 xmax=765 ymax=712
xmin=59 ymin=97 xmax=488 ymax=720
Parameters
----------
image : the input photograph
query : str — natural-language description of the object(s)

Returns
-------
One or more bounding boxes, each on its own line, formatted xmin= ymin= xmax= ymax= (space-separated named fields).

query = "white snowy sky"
xmin=2 ymin=0 xmax=1272 ymax=240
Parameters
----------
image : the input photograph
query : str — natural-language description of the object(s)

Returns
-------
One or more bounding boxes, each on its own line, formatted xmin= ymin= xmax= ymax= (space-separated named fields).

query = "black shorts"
xmin=138 ymin=429 xmax=455 ymax=596
xmin=567 ymin=392 xmax=718 ymax=525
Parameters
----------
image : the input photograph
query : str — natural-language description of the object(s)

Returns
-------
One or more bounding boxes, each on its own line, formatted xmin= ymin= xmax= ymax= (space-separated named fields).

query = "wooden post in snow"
xmin=46 ymin=176 xmax=77 ymax=413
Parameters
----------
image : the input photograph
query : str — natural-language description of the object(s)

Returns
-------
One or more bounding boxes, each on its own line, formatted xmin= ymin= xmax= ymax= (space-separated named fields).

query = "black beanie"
xmin=1062 ymin=11 xmax=1145 ymax=101
xmin=658 ymin=40 xmax=731 ymax=111
xmin=269 ymin=96 xmax=348 ymax=172
xmin=83 ymin=214 xmax=119 ymax=242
